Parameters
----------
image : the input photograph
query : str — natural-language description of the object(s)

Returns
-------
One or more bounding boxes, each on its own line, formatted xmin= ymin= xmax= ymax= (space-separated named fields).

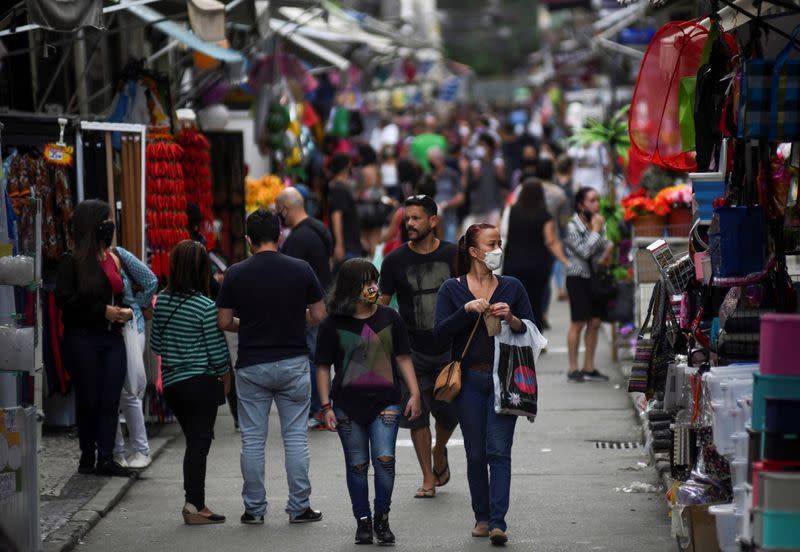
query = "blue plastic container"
xmin=752 ymin=373 xmax=800 ymax=432
xmin=692 ymin=175 xmax=725 ymax=223
xmin=758 ymin=510 xmax=800 ymax=549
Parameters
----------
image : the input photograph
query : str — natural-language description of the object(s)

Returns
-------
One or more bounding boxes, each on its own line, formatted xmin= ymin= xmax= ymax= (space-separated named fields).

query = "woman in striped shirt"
xmin=151 ymin=240 xmax=231 ymax=525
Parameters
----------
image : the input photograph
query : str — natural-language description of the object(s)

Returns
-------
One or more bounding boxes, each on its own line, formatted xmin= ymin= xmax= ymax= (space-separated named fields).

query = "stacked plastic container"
xmin=748 ymin=314 xmax=800 ymax=551
xmin=705 ymin=364 xmax=756 ymax=552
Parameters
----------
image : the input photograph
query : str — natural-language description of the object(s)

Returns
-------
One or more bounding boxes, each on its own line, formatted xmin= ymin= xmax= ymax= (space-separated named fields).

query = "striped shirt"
xmin=564 ymin=214 xmax=608 ymax=279
xmin=150 ymin=292 xmax=230 ymax=388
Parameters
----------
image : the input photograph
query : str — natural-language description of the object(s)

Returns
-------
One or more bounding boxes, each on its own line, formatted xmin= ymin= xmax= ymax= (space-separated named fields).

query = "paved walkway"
xmin=73 ymin=298 xmax=674 ymax=552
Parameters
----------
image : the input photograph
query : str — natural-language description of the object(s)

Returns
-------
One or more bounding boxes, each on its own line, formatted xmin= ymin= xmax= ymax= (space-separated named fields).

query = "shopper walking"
xmin=150 ymin=240 xmax=231 ymax=525
xmin=316 ymin=258 xmax=422 ymax=545
xmin=378 ymin=195 xmax=458 ymax=499
xmin=502 ymin=179 xmax=570 ymax=330
xmin=553 ymin=155 xmax=575 ymax=301
xmin=564 ymin=187 xmax=612 ymax=384
xmin=216 ymin=209 xmax=326 ymax=525
xmin=428 ymin=147 xmax=464 ymax=244
xmin=464 ymin=134 xmax=507 ymax=228
xmin=328 ymin=153 xmax=362 ymax=267
xmin=56 ymin=199 xmax=134 ymax=477
xmin=276 ymin=187 xmax=334 ymax=431
xmin=113 ymin=246 xmax=158 ymax=469
xmin=434 ymin=224 xmax=534 ymax=545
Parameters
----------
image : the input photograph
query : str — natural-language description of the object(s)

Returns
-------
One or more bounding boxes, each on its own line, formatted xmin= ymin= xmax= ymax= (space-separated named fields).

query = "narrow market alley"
xmin=76 ymin=299 xmax=673 ymax=552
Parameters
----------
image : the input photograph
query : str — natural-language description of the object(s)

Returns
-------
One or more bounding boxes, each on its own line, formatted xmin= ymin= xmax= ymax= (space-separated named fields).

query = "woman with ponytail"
xmin=434 ymin=224 xmax=534 ymax=545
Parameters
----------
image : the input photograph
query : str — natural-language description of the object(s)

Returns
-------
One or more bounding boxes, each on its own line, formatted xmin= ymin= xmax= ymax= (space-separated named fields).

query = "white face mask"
xmin=481 ymin=248 xmax=503 ymax=271
xmin=474 ymin=146 xmax=487 ymax=159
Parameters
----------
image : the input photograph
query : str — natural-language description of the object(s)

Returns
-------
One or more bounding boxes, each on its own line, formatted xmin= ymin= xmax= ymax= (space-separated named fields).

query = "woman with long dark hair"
xmin=502 ymin=178 xmax=570 ymax=329
xmin=56 ymin=199 xmax=134 ymax=477
xmin=563 ymin=187 xmax=612 ymax=384
xmin=315 ymin=258 xmax=421 ymax=545
xmin=434 ymin=224 xmax=534 ymax=545
xmin=151 ymin=240 xmax=231 ymax=525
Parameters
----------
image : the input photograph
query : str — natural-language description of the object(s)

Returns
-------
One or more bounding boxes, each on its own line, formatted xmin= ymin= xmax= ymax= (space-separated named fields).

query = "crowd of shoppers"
xmin=54 ymin=107 xmax=617 ymax=547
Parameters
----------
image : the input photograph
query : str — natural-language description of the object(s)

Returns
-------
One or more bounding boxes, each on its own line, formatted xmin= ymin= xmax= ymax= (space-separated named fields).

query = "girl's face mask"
xmin=362 ymin=286 xmax=381 ymax=304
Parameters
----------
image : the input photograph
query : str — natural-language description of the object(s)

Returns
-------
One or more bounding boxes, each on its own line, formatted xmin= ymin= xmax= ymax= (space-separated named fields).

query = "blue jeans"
xmin=457 ymin=369 xmax=517 ymax=532
xmin=335 ymin=405 xmax=400 ymax=519
xmin=306 ymin=326 xmax=321 ymax=416
xmin=236 ymin=356 xmax=312 ymax=518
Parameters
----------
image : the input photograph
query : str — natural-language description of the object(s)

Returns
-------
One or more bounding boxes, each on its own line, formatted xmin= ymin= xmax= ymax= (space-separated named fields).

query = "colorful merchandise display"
xmin=145 ymin=133 xmax=189 ymax=280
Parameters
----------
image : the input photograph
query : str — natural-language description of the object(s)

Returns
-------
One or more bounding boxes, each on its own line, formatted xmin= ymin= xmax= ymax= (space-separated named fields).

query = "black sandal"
xmin=433 ymin=449 xmax=450 ymax=487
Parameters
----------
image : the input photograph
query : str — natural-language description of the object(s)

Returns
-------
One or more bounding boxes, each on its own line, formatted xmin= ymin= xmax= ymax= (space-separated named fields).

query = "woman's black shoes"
xmin=95 ymin=460 xmax=135 ymax=478
xmin=373 ymin=513 xmax=395 ymax=546
xmin=355 ymin=516 xmax=373 ymax=545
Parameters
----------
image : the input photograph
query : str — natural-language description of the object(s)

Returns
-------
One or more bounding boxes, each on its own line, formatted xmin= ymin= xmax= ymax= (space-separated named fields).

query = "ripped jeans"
xmin=335 ymin=405 xmax=400 ymax=519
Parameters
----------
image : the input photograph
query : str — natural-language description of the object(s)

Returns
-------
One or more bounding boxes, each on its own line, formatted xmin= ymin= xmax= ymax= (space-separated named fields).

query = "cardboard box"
xmin=680 ymin=505 xmax=719 ymax=552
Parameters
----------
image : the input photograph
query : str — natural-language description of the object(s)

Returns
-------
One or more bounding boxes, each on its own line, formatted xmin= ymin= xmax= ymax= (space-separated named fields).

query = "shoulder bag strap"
xmin=459 ymin=315 xmax=482 ymax=361
xmin=639 ymin=280 xmax=661 ymax=340
xmin=157 ymin=293 xmax=194 ymax=348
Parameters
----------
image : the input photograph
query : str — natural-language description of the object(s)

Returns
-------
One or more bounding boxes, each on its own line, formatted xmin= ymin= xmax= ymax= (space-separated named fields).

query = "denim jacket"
xmin=116 ymin=247 xmax=158 ymax=334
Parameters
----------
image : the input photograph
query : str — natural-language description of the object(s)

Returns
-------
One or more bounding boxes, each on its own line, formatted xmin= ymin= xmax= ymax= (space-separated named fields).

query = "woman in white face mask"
xmin=432 ymin=224 xmax=534 ymax=546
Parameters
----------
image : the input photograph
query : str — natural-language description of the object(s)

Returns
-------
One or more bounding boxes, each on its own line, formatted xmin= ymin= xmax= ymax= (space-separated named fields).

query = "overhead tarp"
xmin=269 ymin=18 xmax=350 ymax=71
xmin=277 ymin=7 xmax=396 ymax=55
xmin=26 ymin=0 xmax=102 ymax=31
xmin=125 ymin=3 xmax=245 ymax=65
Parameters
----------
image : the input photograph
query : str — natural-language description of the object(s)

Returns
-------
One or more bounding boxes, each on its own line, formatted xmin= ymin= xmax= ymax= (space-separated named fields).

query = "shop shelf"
xmin=752 ymin=373 xmax=800 ymax=432
xmin=753 ymin=509 xmax=800 ymax=550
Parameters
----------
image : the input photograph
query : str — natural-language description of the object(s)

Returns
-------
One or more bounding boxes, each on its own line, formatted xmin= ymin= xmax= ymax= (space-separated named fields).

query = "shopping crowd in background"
xmin=54 ymin=106 xmax=617 ymax=547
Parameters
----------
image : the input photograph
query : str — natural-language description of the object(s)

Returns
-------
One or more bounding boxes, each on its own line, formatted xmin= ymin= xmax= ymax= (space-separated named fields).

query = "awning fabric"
xmin=26 ymin=0 xmax=102 ymax=31
xmin=269 ymin=18 xmax=350 ymax=71
xmin=126 ymin=3 xmax=244 ymax=64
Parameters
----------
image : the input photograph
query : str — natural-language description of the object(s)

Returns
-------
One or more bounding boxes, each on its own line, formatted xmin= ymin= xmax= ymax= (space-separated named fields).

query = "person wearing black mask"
xmin=56 ymin=199 xmax=135 ymax=477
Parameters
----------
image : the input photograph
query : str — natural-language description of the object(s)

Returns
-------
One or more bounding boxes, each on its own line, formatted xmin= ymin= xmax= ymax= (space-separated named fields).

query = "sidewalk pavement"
xmin=43 ymin=297 xmax=675 ymax=552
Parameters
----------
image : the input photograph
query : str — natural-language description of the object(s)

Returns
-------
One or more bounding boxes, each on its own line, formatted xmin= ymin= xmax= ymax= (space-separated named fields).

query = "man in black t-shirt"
xmin=378 ymin=195 xmax=458 ymax=499
xmin=217 ymin=209 xmax=327 ymax=525
xmin=276 ymin=187 xmax=334 ymax=430
xmin=327 ymin=153 xmax=361 ymax=267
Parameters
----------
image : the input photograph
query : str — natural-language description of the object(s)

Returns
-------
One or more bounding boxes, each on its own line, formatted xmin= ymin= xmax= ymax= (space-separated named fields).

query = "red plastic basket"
xmin=629 ymin=21 xmax=709 ymax=172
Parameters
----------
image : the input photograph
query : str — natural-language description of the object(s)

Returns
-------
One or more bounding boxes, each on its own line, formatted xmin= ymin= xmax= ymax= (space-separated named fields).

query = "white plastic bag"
xmin=492 ymin=319 xmax=547 ymax=419
xmin=122 ymin=320 xmax=146 ymax=397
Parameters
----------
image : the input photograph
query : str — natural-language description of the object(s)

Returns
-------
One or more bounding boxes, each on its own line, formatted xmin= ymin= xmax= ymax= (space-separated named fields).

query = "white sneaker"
xmin=113 ymin=455 xmax=129 ymax=468
xmin=127 ymin=452 xmax=152 ymax=469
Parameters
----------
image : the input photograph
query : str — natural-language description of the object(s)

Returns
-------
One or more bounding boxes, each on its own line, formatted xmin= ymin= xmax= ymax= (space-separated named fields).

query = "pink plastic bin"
xmin=760 ymin=314 xmax=800 ymax=376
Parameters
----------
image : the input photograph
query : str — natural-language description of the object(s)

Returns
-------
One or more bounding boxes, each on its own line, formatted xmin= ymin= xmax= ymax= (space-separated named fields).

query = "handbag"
xmin=492 ymin=319 xmax=547 ymax=418
xmin=434 ymin=315 xmax=481 ymax=403
xmin=122 ymin=319 xmax=147 ymax=398
xmin=740 ymin=25 xmax=800 ymax=141
xmin=590 ymin=262 xmax=618 ymax=303
xmin=628 ymin=281 xmax=662 ymax=394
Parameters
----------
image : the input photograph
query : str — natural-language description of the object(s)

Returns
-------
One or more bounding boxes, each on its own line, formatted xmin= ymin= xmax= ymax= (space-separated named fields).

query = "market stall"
xmin=625 ymin=5 xmax=800 ymax=551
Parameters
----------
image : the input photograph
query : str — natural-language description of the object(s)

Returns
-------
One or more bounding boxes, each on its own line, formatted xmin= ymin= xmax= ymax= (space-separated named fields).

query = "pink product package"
xmin=759 ymin=314 xmax=800 ymax=376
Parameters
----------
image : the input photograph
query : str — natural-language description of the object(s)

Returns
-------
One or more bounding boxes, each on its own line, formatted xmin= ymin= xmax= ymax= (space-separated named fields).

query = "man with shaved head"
xmin=276 ymin=187 xmax=334 ymax=430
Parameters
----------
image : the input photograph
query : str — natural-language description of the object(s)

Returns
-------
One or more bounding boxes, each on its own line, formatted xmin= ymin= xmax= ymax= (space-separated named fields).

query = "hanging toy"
xmin=44 ymin=118 xmax=74 ymax=167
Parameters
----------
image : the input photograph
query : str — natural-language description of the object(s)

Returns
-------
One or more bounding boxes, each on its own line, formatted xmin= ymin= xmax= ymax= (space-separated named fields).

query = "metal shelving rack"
xmin=0 ymin=195 xmax=43 ymax=551
xmin=632 ymin=231 xmax=690 ymax=331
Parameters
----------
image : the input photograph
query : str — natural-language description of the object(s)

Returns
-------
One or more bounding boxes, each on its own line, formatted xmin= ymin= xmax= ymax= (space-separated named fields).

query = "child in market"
xmin=315 ymin=258 xmax=422 ymax=545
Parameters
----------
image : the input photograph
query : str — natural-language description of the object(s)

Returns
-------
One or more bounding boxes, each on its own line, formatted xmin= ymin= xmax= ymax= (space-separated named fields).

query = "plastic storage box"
xmin=753 ymin=509 xmax=800 ymax=549
xmin=759 ymin=314 xmax=800 ymax=376
xmin=764 ymin=399 xmax=800 ymax=434
xmin=752 ymin=373 xmax=800 ymax=432
xmin=709 ymin=503 xmax=739 ymax=552
xmin=758 ymin=472 xmax=800 ymax=511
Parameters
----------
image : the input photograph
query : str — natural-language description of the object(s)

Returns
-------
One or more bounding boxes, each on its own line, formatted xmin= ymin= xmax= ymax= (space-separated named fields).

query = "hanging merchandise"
xmin=630 ymin=21 xmax=714 ymax=172
xmin=43 ymin=118 xmax=74 ymax=167
xmin=740 ymin=25 xmax=800 ymax=142
xmin=329 ymin=106 xmax=350 ymax=139
xmin=145 ymin=133 xmax=189 ymax=281
xmin=176 ymin=128 xmax=214 ymax=248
